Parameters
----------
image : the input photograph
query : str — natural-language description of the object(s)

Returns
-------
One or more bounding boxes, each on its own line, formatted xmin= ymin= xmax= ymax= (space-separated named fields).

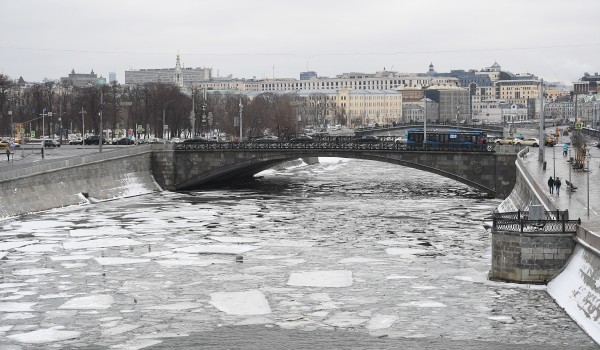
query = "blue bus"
xmin=405 ymin=128 xmax=487 ymax=150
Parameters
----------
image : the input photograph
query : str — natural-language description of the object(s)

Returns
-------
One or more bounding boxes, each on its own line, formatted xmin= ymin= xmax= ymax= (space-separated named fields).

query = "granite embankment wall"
xmin=496 ymin=148 xmax=600 ymax=344
xmin=0 ymin=145 xmax=161 ymax=219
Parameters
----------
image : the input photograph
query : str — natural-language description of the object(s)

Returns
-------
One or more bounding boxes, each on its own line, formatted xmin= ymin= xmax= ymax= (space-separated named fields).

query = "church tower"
xmin=174 ymin=52 xmax=184 ymax=88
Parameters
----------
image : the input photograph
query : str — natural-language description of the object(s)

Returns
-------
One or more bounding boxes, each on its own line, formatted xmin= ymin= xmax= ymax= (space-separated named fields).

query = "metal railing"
xmin=493 ymin=210 xmax=580 ymax=233
xmin=175 ymin=140 xmax=496 ymax=152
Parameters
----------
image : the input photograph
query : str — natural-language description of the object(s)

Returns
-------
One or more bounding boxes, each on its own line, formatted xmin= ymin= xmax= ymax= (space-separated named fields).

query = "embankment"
xmin=0 ymin=145 xmax=161 ymax=219
xmin=497 ymin=148 xmax=600 ymax=344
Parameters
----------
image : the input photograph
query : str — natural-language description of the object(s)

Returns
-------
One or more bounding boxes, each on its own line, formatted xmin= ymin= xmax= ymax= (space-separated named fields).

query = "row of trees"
xmin=0 ymin=74 xmax=336 ymax=141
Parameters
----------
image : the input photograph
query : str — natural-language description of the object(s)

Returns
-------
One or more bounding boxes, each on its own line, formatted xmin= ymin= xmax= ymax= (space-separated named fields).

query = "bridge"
xmin=152 ymin=140 xmax=519 ymax=198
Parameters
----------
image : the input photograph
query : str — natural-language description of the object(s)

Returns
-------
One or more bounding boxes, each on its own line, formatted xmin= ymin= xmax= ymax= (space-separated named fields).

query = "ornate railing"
xmin=174 ymin=140 xmax=496 ymax=152
xmin=493 ymin=210 xmax=580 ymax=233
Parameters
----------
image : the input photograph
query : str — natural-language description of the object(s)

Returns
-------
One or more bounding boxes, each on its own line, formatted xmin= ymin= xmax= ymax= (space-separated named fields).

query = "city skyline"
xmin=1 ymin=0 xmax=599 ymax=84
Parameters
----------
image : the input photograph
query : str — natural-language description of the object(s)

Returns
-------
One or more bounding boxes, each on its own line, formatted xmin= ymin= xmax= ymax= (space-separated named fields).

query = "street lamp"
xmin=421 ymin=97 xmax=432 ymax=147
xmin=162 ymin=99 xmax=175 ymax=140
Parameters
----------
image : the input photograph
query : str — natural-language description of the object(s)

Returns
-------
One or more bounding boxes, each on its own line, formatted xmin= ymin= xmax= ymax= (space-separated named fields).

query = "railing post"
xmin=556 ymin=209 xmax=560 ymax=221
xmin=517 ymin=209 xmax=521 ymax=221
xmin=562 ymin=213 xmax=566 ymax=233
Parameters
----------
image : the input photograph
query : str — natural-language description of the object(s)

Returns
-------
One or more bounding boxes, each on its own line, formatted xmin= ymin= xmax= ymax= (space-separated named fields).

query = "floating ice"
xmin=156 ymin=258 xmax=231 ymax=267
xmin=487 ymin=315 xmax=515 ymax=323
xmin=63 ymin=238 xmax=143 ymax=250
xmin=0 ymin=325 xmax=14 ymax=332
xmin=101 ymin=324 xmax=140 ymax=336
xmin=143 ymin=302 xmax=202 ymax=310
xmin=110 ymin=338 xmax=162 ymax=349
xmin=338 ymin=257 xmax=384 ymax=264
xmin=287 ymin=270 xmax=353 ymax=288
xmin=208 ymin=236 xmax=262 ymax=243
xmin=0 ymin=302 xmax=37 ymax=312
xmin=12 ymin=268 xmax=56 ymax=276
xmin=386 ymin=275 xmax=419 ymax=280
xmin=94 ymin=257 xmax=150 ymax=265
xmin=176 ymin=244 xmax=260 ymax=255
xmin=210 ymin=290 xmax=271 ymax=315
xmin=398 ymin=301 xmax=447 ymax=308
xmin=366 ymin=314 xmax=398 ymax=330
xmin=324 ymin=312 xmax=368 ymax=327
xmin=0 ymin=240 xmax=39 ymax=251
xmin=7 ymin=327 xmax=80 ymax=344
xmin=16 ymin=244 xmax=61 ymax=252
xmin=384 ymin=247 xmax=428 ymax=256
xmin=39 ymin=293 xmax=74 ymax=300
xmin=58 ymin=295 xmax=114 ymax=310
xmin=0 ymin=252 xmax=7 ymax=259
xmin=50 ymin=255 xmax=94 ymax=261
xmin=69 ymin=227 xmax=132 ymax=237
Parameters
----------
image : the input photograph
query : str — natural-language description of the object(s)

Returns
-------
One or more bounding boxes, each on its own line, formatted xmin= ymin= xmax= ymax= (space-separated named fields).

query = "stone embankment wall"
xmin=0 ymin=145 xmax=161 ymax=220
xmin=494 ymin=148 xmax=600 ymax=345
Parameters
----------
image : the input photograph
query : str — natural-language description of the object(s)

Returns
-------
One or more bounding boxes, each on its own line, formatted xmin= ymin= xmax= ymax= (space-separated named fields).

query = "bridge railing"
xmin=175 ymin=141 xmax=497 ymax=152
xmin=492 ymin=210 xmax=580 ymax=233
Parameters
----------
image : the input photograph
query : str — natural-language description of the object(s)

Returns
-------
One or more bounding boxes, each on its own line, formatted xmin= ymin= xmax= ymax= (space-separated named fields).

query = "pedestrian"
xmin=563 ymin=143 xmax=568 ymax=157
xmin=555 ymin=177 xmax=562 ymax=196
xmin=548 ymin=176 xmax=554 ymax=194
xmin=5 ymin=147 xmax=9 ymax=162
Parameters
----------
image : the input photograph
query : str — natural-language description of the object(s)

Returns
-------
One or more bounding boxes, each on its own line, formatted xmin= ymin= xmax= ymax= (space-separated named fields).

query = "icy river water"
xmin=0 ymin=157 xmax=597 ymax=349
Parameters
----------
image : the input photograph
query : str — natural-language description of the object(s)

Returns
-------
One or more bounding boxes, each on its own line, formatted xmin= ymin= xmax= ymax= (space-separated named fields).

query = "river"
xmin=0 ymin=157 xmax=596 ymax=349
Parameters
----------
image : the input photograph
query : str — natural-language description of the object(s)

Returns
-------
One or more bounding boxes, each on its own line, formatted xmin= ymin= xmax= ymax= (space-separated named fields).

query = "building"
xmin=60 ymin=69 xmax=106 ymax=88
xmin=125 ymin=54 xmax=212 ymax=86
xmin=495 ymin=79 xmax=542 ymax=118
xmin=424 ymin=87 xmax=470 ymax=124
xmin=501 ymin=103 xmax=529 ymax=123
xmin=300 ymin=71 xmax=317 ymax=80
xmin=109 ymin=72 xmax=117 ymax=84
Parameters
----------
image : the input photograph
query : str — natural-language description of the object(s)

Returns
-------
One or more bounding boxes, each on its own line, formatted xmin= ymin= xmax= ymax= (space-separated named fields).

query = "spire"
xmin=174 ymin=51 xmax=184 ymax=87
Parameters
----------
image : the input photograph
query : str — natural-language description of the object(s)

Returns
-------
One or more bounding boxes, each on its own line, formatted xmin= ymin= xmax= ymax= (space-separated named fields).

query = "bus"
xmin=405 ymin=128 xmax=487 ymax=150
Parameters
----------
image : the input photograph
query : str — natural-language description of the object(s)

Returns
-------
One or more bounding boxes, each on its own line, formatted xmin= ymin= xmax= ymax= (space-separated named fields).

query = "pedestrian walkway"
xmin=521 ymin=137 xmax=600 ymax=233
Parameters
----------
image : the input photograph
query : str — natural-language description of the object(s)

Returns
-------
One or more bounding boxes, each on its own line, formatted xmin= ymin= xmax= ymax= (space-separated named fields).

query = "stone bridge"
xmin=152 ymin=144 xmax=518 ymax=198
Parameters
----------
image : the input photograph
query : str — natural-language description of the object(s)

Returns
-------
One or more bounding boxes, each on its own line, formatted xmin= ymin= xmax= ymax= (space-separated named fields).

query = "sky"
xmin=1 ymin=0 xmax=599 ymax=85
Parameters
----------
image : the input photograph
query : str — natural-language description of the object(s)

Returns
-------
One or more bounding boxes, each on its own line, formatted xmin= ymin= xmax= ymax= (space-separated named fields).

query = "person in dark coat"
xmin=555 ymin=177 xmax=562 ymax=196
xmin=548 ymin=176 xmax=554 ymax=194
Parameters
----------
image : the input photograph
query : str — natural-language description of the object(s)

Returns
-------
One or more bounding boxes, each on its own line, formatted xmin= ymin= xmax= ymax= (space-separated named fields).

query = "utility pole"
xmin=239 ymin=98 xmax=243 ymax=142
xmin=79 ymin=107 xmax=86 ymax=139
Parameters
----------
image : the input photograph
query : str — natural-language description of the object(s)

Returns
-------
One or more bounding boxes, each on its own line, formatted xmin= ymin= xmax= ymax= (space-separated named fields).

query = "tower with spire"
xmin=174 ymin=52 xmax=184 ymax=88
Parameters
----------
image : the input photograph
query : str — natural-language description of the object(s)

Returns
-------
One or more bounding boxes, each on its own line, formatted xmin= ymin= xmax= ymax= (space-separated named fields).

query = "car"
xmin=43 ymin=139 xmax=60 ymax=147
xmin=169 ymin=138 xmax=183 ymax=143
xmin=112 ymin=137 xmax=135 ymax=145
xmin=255 ymin=135 xmax=279 ymax=143
xmin=290 ymin=135 xmax=314 ymax=143
xmin=354 ymin=135 xmax=380 ymax=143
xmin=0 ymin=140 xmax=20 ymax=149
xmin=513 ymin=138 xmax=539 ymax=147
xmin=84 ymin=135 xmax=106 ymax=145
xmin=182 ymin=137 xmax=217 ymax=144
xmin=494 ymin=138 xmax=514 ymax=145
xmin=395 ymin=137 xmax=407 ymax=144
xmin=69 ymin=138 xmax=83 ymax=145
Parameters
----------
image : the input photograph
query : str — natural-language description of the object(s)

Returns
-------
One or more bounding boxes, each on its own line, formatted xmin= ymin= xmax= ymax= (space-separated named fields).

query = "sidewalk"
xmin=521 ymin=137 xmax=600 ymax=233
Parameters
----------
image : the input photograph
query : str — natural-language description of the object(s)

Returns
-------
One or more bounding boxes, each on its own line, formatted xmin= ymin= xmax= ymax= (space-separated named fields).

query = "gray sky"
xmin=1 ymin=0 xmax=599 ymax=84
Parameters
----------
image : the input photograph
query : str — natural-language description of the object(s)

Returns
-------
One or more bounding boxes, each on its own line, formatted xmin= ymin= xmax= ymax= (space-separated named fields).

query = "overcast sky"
xmin=1 ymin=0 xmax=599 ymax=84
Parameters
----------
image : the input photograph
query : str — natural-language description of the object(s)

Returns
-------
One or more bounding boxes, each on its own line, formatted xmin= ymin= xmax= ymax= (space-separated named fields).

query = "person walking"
xmin=555 ymin=177 xmax=562 ymax=196
xmin=548 ymin=176 xmax=554 ymax=194
xmin=5 ymin=147 xmax=9 ymax=162
xmin=563 ymin=143 xmax=568 ymax=157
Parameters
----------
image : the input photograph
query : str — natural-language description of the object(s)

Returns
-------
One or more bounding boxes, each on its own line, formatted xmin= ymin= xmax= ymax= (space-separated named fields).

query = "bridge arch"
xmin=163 ymin=148 xmax=517 ymax=198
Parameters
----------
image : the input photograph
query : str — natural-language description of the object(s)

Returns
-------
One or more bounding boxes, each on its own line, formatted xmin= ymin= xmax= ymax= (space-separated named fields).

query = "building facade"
xmin=60 ymin=69 xmax=106 ymax=88
xmin=125 ymin=54 xmax=212 ymax=86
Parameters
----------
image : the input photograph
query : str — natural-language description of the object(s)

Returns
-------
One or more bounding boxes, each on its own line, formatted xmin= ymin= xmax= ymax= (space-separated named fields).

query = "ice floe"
xmin=210 ymin=290 xmax=271 ymax=315
xmin=7 ymin=327 xmax=80 ymax=344
xmin=176 ymin=244 xmax=260 ymax=255
xmin=142 ymin=302 xmax=202 ymax=310
xmin=12 ymin=268 xmax=56 ymax=276
xmin=94 ymin=257 xmax=151 ymax=265
xmin=366 ymin=314 xmax=398 ymax=330
xmin=287 ymin=270 xmax=353 ymax=288
xmin=58 ymin=295 xmax=114 ymax=310
xmin=63 ymin=238 xmax=143 ymax=250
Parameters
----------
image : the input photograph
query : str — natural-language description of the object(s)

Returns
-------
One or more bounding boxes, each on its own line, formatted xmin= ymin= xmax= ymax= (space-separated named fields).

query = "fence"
xmin=493 ymin=209 xmax=580 ymax=233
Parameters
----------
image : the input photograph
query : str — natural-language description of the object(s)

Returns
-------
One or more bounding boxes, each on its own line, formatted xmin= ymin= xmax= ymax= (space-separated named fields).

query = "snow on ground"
xmin=210 ymin=290 xmax=271 ymax=315
xmin=287 ymin=270 xmax=353 ymax=288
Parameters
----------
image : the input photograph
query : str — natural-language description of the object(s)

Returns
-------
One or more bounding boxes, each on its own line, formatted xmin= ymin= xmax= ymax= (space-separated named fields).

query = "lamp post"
xmin=421 ymin=97 xmax=431 ymax=147
xmin=239 ymin=98 xmax=243 ymax=142
xmin=79 ymin=107 xmax=86 ymax=140
xmin=162 ymin=99 xmax=175 ymax=140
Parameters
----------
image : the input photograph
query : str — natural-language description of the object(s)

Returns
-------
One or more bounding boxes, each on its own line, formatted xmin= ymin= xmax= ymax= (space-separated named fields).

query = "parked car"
xmin=513 ymin=138 xmax=539 ymax=147
xmin=69 ymin=138 xmax=83 ymax=145
xmin=290 ymin=135 xmax=314 ymax=143
xmin=255 ymin=135 xmax=279 ymax=143
xmin=112 ymin=137 xmax=135 ymax=145
xmin=494 ymin=138 xmax=514 ymax=145
xmin=395 ymin=137 xmax=407 ymax=144
xmin=182 ymin=137 xmax=217 ymax=144
xmin=43 ymin=139 xmax=60 ymax=147
xmin=84 ymin=135 xmax=106 ymax=145
xmin=354 ymin=135 xmax=380 ymax=143
xmin=0 ymin=140 xmax=20 ymax=148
